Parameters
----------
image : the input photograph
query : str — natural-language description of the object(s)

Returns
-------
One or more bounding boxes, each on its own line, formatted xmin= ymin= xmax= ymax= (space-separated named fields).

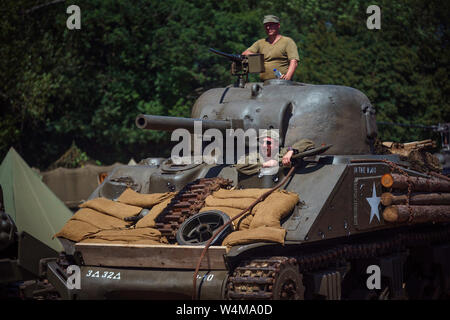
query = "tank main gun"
xmin=135 ymin=114 xmax=244 ymax=132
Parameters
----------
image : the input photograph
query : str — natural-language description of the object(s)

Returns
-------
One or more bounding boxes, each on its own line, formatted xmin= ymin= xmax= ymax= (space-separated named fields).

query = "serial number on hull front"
xmin=85 ymin=269 xmax=121 ymax=280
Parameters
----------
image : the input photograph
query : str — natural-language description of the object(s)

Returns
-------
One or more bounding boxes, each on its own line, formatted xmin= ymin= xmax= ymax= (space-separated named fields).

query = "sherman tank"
xmin=45 ymin=49 xmax=450 ymax=300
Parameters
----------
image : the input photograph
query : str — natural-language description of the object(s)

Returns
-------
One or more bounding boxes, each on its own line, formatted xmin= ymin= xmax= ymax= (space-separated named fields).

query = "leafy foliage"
xmin=1 ymin=0 xmax=448 ymax=168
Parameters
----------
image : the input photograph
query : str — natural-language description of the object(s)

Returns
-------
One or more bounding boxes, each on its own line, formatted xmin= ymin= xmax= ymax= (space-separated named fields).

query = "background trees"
xmin=1 ymin=0 xmax=448 ymax=169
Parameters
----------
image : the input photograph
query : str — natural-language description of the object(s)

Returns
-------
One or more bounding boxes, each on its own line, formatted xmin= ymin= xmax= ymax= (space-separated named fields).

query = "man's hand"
xmin=241 ymin=50 xmax=255 ymax=56
xmin=282 ymin=150 xmax=294 ymax=166
xmin=262 ymin=159 xmax=278 ymax=167
xmin=281 ymin=59 xmax=298 ymax=80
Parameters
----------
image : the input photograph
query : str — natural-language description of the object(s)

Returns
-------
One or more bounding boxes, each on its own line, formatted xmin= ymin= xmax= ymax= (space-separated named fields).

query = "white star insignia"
xmin=366 ymin=182 xmax=381 ymax=223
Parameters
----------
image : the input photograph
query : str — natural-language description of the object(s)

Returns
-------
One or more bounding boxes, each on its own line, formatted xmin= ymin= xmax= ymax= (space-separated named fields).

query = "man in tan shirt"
xmin=242 ymin=15 xmax=299 ymax=81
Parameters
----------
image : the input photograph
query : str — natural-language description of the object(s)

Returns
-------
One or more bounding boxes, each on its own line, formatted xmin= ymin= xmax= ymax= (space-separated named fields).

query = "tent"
xmin=0 ymin=148 xmax=72 ymax=252
xmin=41 ymin=162 xmax=123 ymax=209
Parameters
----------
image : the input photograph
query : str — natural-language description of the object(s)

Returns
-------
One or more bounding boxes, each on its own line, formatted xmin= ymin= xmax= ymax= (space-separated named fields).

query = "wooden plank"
xmin=75 ymin=243 xmax=227 ymax=270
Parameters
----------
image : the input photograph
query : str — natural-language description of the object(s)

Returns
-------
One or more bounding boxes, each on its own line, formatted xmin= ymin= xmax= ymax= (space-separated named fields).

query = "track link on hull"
xmin=154 ymin=177 xmax=233 ymax=242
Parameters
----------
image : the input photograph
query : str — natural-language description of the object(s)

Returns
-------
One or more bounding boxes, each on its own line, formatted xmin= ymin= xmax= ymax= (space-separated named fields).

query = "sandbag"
xmin=222 ymin=226 xmax=286 ymax=247
xmin=205 ymin=195 xmax=256 ymax=210
xmin=199 ymin=206 xmax=243 ymax=218
xmin=212 ymin=188 xmax=268 ymax=199
xmin=79 ymin=238 xmax=163 ymax=245
xmin=54 ymin=220 xmax=100 ymax=242
xmin=199 ymin=206 xmax=253 ymax=230
xmin=117 ymin=188 xmax=175 ymax=208
xmin=79 ymin=197 xmax=142 ymax=219
xmin=85 ymin=227 xmax=161 ymax=242
xmin=250 ymin=190 xmax=299 ymax=229
xmin=135 ymin=197 xmax=174 ymax=228
xmin=71 ymin=208 xmax=129 ymax=229
xmin=237 ymin=214 xmax=253 ymax=230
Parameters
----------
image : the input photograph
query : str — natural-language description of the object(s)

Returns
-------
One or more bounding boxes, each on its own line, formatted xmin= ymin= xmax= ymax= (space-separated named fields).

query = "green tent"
xmin=0 ymin=148 xmax=72 ymax=252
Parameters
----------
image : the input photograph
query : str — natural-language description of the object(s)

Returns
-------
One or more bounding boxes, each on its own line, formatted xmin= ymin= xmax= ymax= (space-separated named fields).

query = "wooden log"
xmin=381 ymin=173 xmax=394 ymax=188
xmin=381 ymin=192 xmax=450 ymax=206
xmin=386 ymin=174 xmax=450 ymax=192
xmin=403 ymin=139 xmax=434 ymax=149
xmin=383 ymin=205 xmax=450 ymax=223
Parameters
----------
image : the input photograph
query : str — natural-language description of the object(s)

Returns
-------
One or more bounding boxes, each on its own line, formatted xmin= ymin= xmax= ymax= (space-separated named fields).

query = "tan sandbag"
xmin=117 ymin=188 xmax=175 ymax=208
xmin=199 ymin=206 xmax=243 ymax=218
xmin=135 ymin=197 xmax=174 ymax=228
xmin=237 ymin=214 xmax=253 ymax=230
xmin=199 ymin=206 xmax=253 ymax=230
xmin=222 ymin=226 xmax=286 ymax=247
xmin=212 ymin=188 xmax=268 ymax=199
xmin=71 ymin=208 xmax=129 ymax=229
xmin=54 ymin=220 xmax=100 ymax=242
xmin=205 ymin=195 xmax=256 ymax=210
xmin=80 ymin=197 xmax=142 ymax=219
xmin=250 ymin=190 xmax=299 ymax=229
xmin=79 ymin=238 xmax=163 ymax=245
xmin=79 ymin=238 xmax=130 ymax=244
xmin=85 ymin=227 xmax=161 ymax=242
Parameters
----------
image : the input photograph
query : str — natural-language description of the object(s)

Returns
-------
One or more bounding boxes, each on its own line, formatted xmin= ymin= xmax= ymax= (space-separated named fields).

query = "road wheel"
xmin=272 ymin=259 xmax=305 ymax=300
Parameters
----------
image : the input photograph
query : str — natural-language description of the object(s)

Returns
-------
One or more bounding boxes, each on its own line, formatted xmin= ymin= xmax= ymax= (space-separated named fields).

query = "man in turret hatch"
xmin=242 ymin=15 xmax=300 ymax=81
xmin=235 ymin=130 xmax=315 ymax=177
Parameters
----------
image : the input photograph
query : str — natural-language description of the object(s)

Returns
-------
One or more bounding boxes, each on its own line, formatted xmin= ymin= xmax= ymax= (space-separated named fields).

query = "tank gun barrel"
xmin=135 ymin=114 xmax=243 ymax=132
xmin=209 ymin=48 xmax=244 ymax=62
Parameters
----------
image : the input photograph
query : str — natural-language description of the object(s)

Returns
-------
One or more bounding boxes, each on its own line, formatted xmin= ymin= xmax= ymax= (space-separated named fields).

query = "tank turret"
xmin=136 ymin=48 xmax=378 ymax=155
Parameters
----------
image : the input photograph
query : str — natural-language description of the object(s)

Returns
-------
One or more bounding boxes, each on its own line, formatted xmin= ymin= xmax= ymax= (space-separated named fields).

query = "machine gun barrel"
xmin=209 ymin=48 xmax=244 ymax=62
xmin=136 ymin=114 xmax=243 ymax=132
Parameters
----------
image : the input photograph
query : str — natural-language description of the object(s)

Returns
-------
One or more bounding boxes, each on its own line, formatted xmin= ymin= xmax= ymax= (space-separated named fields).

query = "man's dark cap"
xmin=263 ymin=15 xmax=280 ymax=24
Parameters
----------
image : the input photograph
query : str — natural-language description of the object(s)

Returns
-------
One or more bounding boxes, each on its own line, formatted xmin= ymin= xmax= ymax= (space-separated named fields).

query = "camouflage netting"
xmin=407 ymin=149 xmax=442 ymax=173
xmin=374 ymin=138 xmax=442 ymax=173
xmin=47 ymin=142 xmax=96 ymax=170
xmin=54 ymin=187 xmax=299 ymax=247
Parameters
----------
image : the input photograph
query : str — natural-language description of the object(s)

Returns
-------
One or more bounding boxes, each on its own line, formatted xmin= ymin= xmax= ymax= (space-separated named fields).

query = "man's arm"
xmin=281 ymin=139 xmax=316 ymax=166
xmin=280 ymin=59 xmax=298 ymax=80
xmin=241 ymin=49 xmax=255 ymax=55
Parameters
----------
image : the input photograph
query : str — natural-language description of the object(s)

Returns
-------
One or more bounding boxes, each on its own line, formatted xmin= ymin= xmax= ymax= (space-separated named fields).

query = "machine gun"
xmin=209 ymin=48 xmax=264 ymax=88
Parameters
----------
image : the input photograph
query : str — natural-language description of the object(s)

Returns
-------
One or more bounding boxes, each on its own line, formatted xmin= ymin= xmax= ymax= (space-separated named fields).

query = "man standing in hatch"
xmin=242 ymin=15 xmax=300 ymax=81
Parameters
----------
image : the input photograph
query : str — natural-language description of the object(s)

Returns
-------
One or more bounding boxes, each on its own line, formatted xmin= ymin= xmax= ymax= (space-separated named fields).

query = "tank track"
xmin=154 ymin=177 xmax=233 ymax=242
xmin=227 ymin=225 xmax=450 ymax=299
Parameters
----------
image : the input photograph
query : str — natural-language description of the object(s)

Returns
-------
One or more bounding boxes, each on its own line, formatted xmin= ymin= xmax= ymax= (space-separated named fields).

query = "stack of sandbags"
xmin=200 ymin=188 xmax=299 ymax=247
xmin=200 ymin=188 xmax=267 ymax=230
xmin=54 ymin=188 xmax=174 ymax=245
xmin=221 ymin=190 xmax=299 ymax=247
